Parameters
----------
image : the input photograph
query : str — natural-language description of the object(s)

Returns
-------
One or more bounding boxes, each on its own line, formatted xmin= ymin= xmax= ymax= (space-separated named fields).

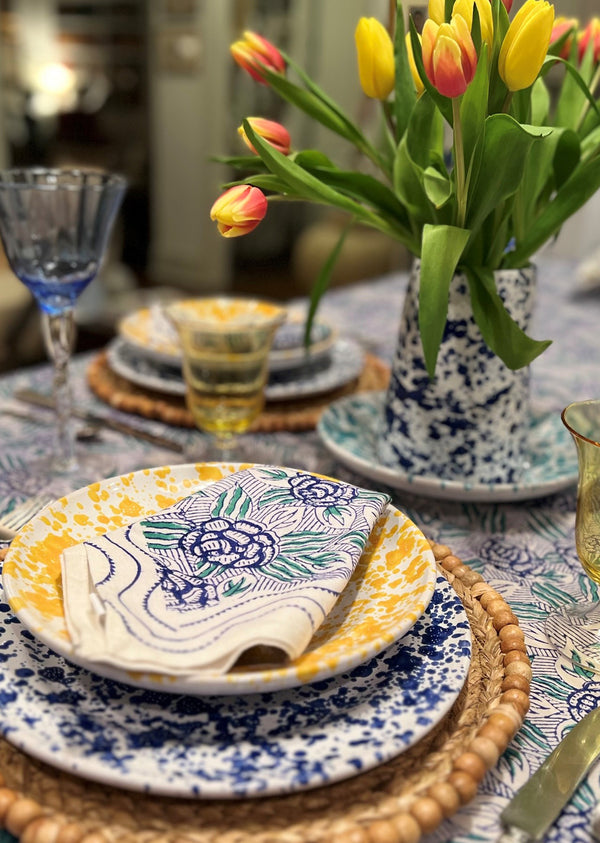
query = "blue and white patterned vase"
xmin=377 ymin=261 xmax=537 ymax=484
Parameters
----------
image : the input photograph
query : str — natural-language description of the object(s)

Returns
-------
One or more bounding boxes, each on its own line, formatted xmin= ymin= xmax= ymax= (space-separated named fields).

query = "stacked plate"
xmin=0 ymin=462 xmax=472 ymax=799
xmin=107 ymin=304 xmax=366 ymax=402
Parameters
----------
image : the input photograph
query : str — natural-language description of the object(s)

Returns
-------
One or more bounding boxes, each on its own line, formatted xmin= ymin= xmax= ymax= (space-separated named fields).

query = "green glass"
xmin=545 ymin=399 xmax=600 ymax=672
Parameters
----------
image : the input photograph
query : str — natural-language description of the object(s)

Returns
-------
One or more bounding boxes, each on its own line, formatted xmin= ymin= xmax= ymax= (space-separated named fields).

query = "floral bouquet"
xmin=210 ymin=1 xmax=600 ymax=377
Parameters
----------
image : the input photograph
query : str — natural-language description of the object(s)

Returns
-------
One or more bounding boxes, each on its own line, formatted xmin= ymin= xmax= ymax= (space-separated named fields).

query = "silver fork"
xmin=0 ymin=493 xmax=54 ymax=540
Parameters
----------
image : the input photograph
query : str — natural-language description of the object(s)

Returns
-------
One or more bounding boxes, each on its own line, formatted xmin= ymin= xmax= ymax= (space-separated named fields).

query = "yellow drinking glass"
xmin=166 ymin=297 xmax=286 ymax=460
xmin=545 ymin=399 xmax=600 ymax=672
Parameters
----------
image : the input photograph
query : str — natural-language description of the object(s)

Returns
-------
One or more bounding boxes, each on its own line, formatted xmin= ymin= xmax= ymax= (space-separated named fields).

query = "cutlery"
xmin=3 ymin=407 xmax=101 ymax=442
xmin=0 ymin=493 xmax=55 ymax=540
xmin=497 ymin=705 xmax=600 ymax=842
xmin=14 ymin=388 xmax=184 ymax=453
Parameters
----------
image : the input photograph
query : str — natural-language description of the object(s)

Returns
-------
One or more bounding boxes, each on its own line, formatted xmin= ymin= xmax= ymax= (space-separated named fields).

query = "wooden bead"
xmin=500 ymin=638 xmax=529 ymax=665
xmin=486 ymin=711 xmax=519 ymax=738
xmin=459 ymin=569 xmax=484 ymax=587
xmin=0 ymin=788 xmax=18 ymax=822
xmin=469 ymin=735 xmax=501 ymax=767
xmin=453 ymin=751 xmax=487 ymax=783
xmin=55 ymin=823 xmax=85 ymax=843
xmin=498 ymin=624 xmax=523 ymax=641
xmin=390 ymin=813 xmax=421 ymax=843
xmin=487 ymin=598 xmax=508 ymax=616
xmin=501 ymin=674 xmax=530 ymax=694
xmin=426 ymin=782 xmax=460 ymax=817
xmin=21 ymin=817 xmax=61 ymax=843
xmin=447 ymin=771 xmax=478 ymax=804
xmin=432 ymin=543 xmax=452 ymax=559
xmin=479 ymin=589 xmax=502 ymax=610
xmin=493 ymin=610 xmax=519 ymax=631
xmin=504 ymin=661 xmax=532 ymax=681
xmin=477 ymin=723 xmax=510 ymax=752
xmin=501 ymin=689 xmax=530 ymax=717
xmin=441 ymin=555 xmax=463 ymax=571
xmin=410 ymin=797 xmax=444 ymax=833
xmin=451 ymin=564 xmax=470 ymax=579
xmin=367 ymin=819 xmax=400 ymax=843
xmin=5 ymin=798 xmax=45 ymax=837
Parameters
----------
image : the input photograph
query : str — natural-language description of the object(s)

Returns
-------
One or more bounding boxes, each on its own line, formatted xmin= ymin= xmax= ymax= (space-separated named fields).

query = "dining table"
xmin=0 ymin=250 xmax=599 ymax=843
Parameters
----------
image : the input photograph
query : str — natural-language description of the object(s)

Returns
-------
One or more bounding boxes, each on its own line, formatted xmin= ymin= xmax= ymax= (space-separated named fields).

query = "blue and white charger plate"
xmin=0 ymin=574 xmax=470 ymax=798
xmin=317 ymin=392 xmax=578 ymax=503
xmin=106 ymin=336 xmax=365 ymax=402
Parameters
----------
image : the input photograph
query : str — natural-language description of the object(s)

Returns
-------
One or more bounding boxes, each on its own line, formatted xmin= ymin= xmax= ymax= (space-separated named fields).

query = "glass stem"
xmin=41 ymin=310 xmax=76 ymax=472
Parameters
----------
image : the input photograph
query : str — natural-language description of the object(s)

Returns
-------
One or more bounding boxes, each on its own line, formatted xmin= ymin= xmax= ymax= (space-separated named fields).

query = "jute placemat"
xmin=0 ymin=541 xmax=530 ymax=843
xmin=86 ymin=349 xmax=391 ymax=432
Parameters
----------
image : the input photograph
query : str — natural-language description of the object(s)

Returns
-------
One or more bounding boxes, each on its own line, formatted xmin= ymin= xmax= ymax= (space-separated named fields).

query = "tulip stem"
xmin=452 ymin=98 xmax=467 ymax=229
xmin=502 ymin=92 xmax=513 ymax=114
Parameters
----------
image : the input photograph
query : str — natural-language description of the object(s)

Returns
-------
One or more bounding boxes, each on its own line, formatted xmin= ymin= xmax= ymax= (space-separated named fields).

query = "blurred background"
xmin=0 ymin=0 xmax=597 ymax=371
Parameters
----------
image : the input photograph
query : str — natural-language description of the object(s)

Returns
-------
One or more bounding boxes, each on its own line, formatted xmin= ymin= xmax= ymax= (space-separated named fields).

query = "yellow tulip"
xmin=428 ymin=0 xmax=445 ymax=25
xmin=355 ymin=17 xmax=395 ymax=100
xmin=452 ymin=0 xmax=494 ymax=45
xmin=498 ymin=0 xmax=555 ymax=92
xmin=405 ymin=32 xmax=425 ymax=95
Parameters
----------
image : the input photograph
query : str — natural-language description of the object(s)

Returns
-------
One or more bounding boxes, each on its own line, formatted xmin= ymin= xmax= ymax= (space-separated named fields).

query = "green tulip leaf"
xmin=394 ymin=0 xmax=417 ymax=139
xmin=505 ymin=155 xmax=600 ymax=267
xmin=550 ymin=53 xmax=600 ymax=131
xmin=460 ymin=47 xmax=489 ymax=191
xmin=419 ymin=223 xmax=471 ymax=378
xmin=531 ymin=77 xmax=550 ymax=125
xmin=466 ymin=115 xmax=547 ymax=234
xmin=304 ymin=222 xmax=352 ymax=349
xmin=294 ymin=150 xmax=335 ymax=168
xmin=465 ymin=266 xmax=551 ymax=369
xmin=423 ymin=167 xmax=452 ymax=208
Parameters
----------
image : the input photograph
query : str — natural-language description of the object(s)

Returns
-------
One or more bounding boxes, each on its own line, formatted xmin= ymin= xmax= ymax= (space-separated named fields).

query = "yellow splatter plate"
xmin=2 ymin=463 xmax=437 ymax=695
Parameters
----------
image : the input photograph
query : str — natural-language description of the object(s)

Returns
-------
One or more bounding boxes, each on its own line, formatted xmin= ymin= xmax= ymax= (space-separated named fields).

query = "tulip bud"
xmin=210 ymin=185 xmax=268 ymax=238
xmin=452 ymin=0 xmax=494 ymax=45
xmin=498 ymin=0 xmax=554 ymax=92
xmin=230 ymin=31 xmax=285 ymax=84
xmin=406 ymin=32 xmax=425 ymax=95
xmin=238 ymin=117 xmax=292 ymax=156
xmin=355 ymin=17 xmax=395 ymax=100
xmin=422 ymin=14 xmax=478 ymax=98
xmin=550 ymin=16 xmax=579 ymax=60
xmin=578 ymin=18 xmax=600 ymax=65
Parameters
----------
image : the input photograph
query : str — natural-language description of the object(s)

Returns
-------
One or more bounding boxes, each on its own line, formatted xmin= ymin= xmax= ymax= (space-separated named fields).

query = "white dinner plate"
xmin=106 ymin=336 xmax=365 ymax=402
xmin=2 ymin=462 xmax=437 ymax=695
xmin=317 ymin=392 xmax=579 ymax=503
xmin=117 ymin=305 xmax=336 ymax=372
xmin=0 ymin=571 xmax=471 ymax=798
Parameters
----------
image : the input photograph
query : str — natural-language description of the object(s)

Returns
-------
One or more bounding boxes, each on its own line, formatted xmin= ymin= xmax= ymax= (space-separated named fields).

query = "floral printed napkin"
xmin=60 ymin=467 xmax=390 ymax=675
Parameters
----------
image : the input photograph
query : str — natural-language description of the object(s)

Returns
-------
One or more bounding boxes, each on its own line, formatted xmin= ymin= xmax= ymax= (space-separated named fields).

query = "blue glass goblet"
xmin=0 ymin=168 xmax=126 ymax=478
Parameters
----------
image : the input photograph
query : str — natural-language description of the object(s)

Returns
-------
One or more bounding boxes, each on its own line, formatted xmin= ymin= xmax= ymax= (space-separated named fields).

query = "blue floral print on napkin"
xmin=60 ymin=467 xmax=390 ymax=676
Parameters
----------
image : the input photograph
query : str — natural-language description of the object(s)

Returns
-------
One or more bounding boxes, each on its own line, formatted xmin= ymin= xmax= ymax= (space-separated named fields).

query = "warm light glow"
xmin=36 ymin=62 xmax=76 ymax=95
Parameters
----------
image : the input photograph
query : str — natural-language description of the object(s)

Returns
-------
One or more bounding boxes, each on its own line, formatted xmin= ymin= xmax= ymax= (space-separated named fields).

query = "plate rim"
xmin=0 ymin=573 xmax=470 ymax=798
xmin=317 ymin=392 xmax=578 ymax=503
xmin=2 ymin=461 xmax=437 ymax=695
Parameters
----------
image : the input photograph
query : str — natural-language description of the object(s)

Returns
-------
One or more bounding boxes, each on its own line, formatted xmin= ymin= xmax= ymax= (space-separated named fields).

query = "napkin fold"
xmin=60 ymin=467 xmax=390 ymax=676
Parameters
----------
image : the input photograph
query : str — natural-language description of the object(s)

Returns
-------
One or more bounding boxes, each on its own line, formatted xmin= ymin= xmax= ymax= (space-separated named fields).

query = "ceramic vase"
xmin=377 ymin=262 xmax=537 ymax=484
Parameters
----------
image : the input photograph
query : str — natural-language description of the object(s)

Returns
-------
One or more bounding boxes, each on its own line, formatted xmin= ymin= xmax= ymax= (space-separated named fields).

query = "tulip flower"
xmin=578 ymin=18 xmax=600 ymax=64
xmin=355 ymin=17 xmax=395 ymax=100
xmin=238 ymin=117 xmax=292 ymax=156
xmin=550 ymin=16 xmax=579 ymax=60
xmin=406 ymin=32 xmax=425 ymax=95
xmin=422 ymin=14 xmax=478 ymax=98
xmin=452 ymin=0 xmax=494 ymax=44
xmin=210 ymin=185 xmax=268 ymax=238
xmin=428 ymin=0 xmax=445 ymax=25
xmin=498 ymin=0 xmax=554 ymax=92
xmin=230 ymin=31 xmax=285 ymax=84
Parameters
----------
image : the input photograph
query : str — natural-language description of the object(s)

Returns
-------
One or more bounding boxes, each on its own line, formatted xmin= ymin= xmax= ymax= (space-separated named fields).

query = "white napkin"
xmin=60 ymin=467 xmax=390 ymax=676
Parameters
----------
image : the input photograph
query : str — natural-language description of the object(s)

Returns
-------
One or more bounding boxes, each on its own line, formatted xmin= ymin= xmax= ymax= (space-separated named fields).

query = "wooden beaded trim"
xmin=0 ymin=540 xmax=530 ymax=843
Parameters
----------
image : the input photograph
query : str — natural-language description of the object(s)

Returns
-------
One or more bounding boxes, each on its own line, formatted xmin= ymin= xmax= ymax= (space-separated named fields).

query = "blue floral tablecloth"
xmin=0 ymin=253 xmax=599 ymax=842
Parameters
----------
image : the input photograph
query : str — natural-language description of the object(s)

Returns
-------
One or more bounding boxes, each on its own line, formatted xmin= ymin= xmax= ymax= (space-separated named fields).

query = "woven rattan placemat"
xmin=0 ymin=541 xmax=530 ymax=843
xmin=86 ymin=349 xmax=391 ymax=432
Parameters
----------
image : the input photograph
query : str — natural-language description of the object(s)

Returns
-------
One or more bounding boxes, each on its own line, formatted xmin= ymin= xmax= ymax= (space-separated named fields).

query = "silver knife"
xmin=497 ymin=705 xmax=600 ymax=842
xmin=14 ymin=388 xmax=185 ymax=454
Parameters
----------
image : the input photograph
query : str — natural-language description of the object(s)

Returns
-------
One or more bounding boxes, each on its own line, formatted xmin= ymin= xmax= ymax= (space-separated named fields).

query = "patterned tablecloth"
xmin=0 ymin=252 xmax=599 ymax=842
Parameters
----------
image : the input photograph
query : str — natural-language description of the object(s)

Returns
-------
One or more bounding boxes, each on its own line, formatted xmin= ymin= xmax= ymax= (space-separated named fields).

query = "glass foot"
xmin=183 ymin=434 xmax=286 ymax=467
xmin=545 ymin=601 xmax=600 ymax=673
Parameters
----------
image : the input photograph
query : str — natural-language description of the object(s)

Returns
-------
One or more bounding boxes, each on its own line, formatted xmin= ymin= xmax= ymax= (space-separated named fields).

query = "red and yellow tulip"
xmin=550 ymin=16 xmax=579 ymax=59
xmin=578 ymin=18 xmax=600 ymax=64
xmin=406 ymin=32 xmax=425 ymax=95
xmin=230 ymin=31 xmax=285 ymax=84
xmin=498 ymin=0 xmax=554 ymax=92
xmin=238 ymin=118 xmax=291 ymax=156
xmin=210 ymin=185 xmax=268 ymax=238
xmin=422 ymin=13 xmax=478 ymax=98
xmin=355 ymin=17 xmax=395 ymax=100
